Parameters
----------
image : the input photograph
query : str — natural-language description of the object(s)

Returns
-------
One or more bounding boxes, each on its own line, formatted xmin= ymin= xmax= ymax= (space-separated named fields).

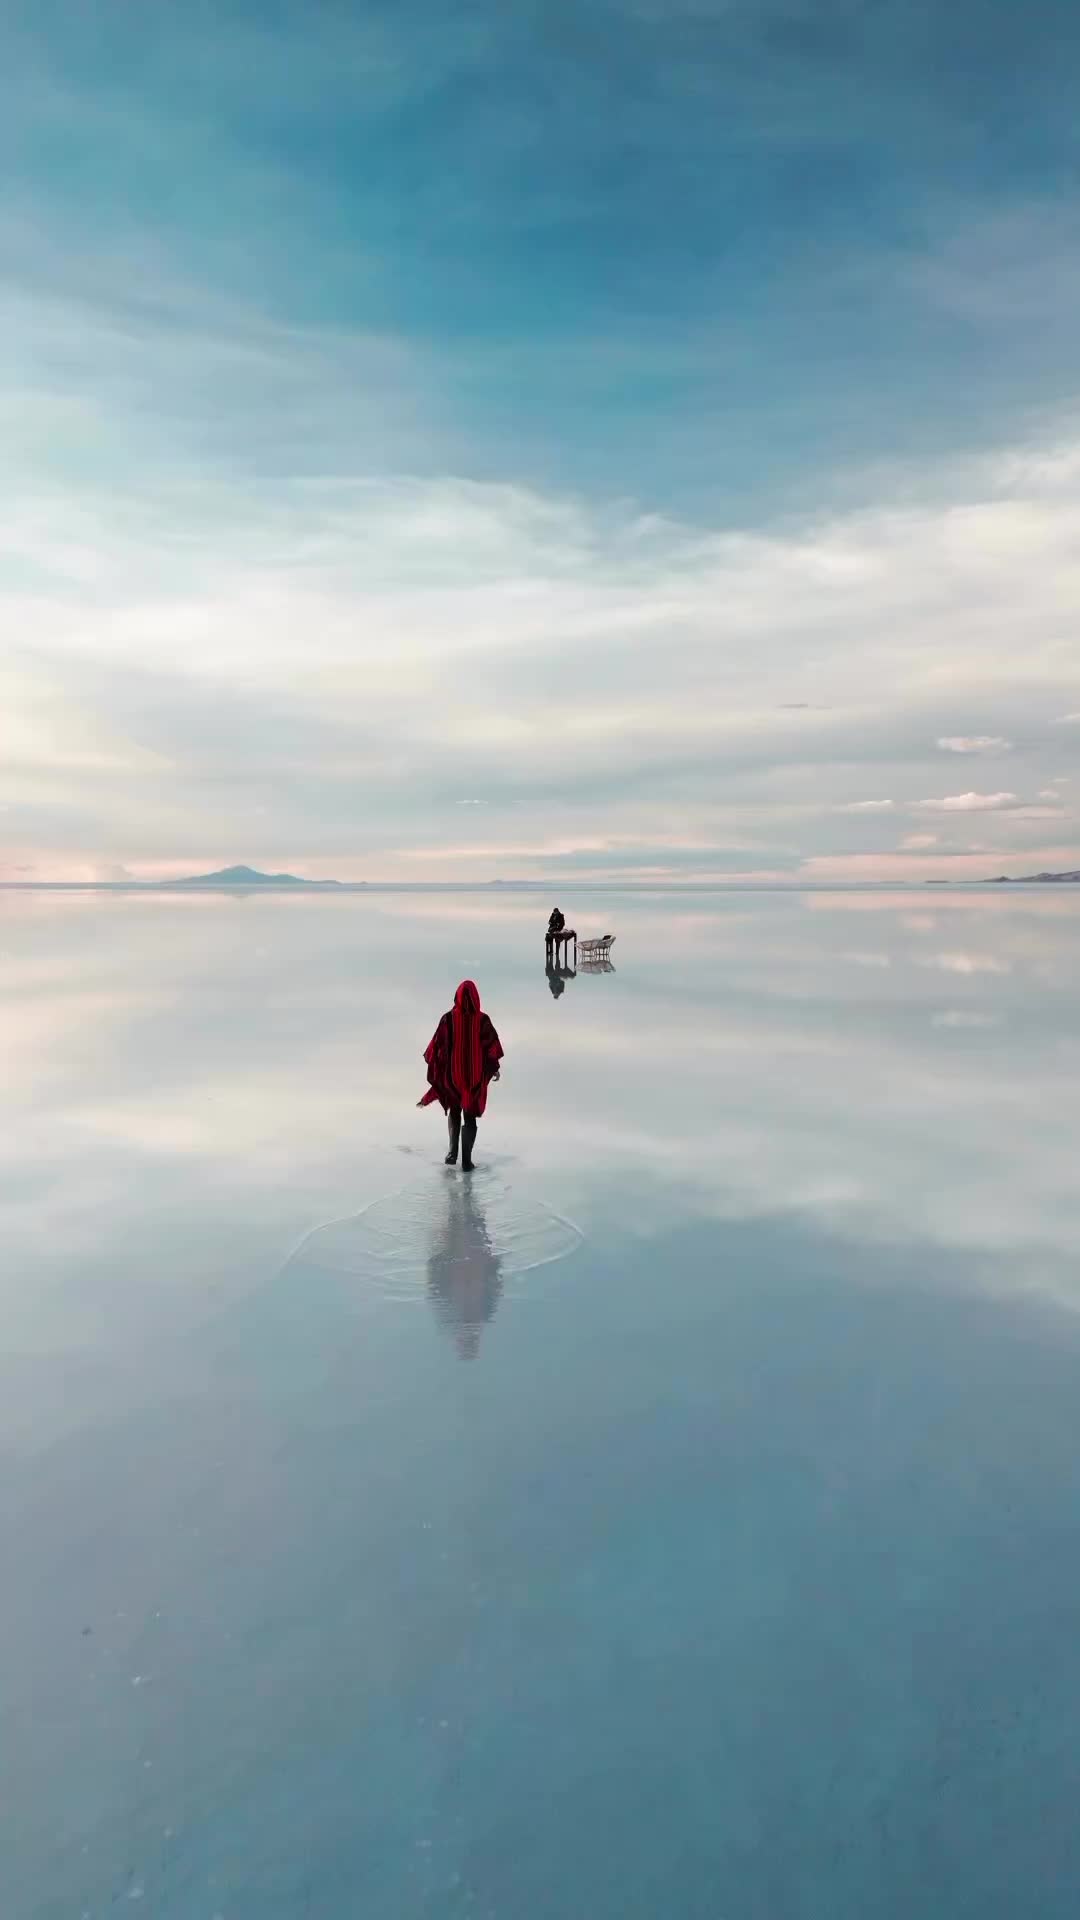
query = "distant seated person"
xmin=547 ymin=907 xmax=565 ymax=938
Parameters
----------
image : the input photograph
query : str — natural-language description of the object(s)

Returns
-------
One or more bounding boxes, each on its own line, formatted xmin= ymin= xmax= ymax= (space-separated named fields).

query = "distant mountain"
xmin=169 ymin=865 xmax=343 ymax=888
xmin=991 ymin=869 xmax=1080 ymax=884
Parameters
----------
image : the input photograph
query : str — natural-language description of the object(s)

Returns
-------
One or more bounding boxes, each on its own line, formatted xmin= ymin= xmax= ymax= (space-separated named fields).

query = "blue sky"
xmin=3 ymin=0 xmax=1080 ymax=882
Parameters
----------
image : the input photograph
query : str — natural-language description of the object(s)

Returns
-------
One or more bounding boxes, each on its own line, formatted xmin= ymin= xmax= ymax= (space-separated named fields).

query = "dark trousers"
xmin=446 ymin=1107 xmax=478 ymax=1166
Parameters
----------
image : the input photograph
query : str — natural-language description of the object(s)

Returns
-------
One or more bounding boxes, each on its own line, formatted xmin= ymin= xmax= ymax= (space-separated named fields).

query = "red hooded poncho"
xmin=420 ymin=980 xmax=504 ymax=1118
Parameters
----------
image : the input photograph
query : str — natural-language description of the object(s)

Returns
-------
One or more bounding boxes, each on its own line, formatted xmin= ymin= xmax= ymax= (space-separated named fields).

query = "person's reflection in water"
xmin=426 ymin=1174 xmax=504 ymax=1360
xmin=546 ymin=958 xmax=575 ymax=999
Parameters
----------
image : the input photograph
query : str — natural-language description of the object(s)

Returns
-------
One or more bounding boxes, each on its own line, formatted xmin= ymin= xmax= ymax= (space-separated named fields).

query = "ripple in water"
xmin=290 ymin=1173 xmax=583 ymax=1359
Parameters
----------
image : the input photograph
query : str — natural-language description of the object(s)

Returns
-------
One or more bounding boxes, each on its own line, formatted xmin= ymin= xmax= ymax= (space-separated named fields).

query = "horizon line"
xmin=0 ymin=879 xmax=1068 ymax=896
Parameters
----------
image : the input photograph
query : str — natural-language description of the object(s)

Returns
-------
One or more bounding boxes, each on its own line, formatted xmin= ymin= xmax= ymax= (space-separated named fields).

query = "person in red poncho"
xmin=418 ymin=980 xmax=504 ymax=1170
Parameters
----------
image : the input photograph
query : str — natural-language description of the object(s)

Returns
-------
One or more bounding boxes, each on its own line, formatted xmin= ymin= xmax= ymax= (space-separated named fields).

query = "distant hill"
xmin=990 ymin=869 xmax=1080 ymax=884
xmin=170 ymin=865 xmax=343 ymax=888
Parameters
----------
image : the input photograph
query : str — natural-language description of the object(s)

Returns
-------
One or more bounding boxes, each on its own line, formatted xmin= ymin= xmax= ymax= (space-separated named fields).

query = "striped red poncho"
xmin=419 ymin=980 xmax=504 ymax=1118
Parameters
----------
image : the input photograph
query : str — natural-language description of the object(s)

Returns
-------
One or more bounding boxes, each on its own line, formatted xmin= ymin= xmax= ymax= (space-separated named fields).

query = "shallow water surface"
xmin=3 ymin=889 xmax=1080 ymax=1917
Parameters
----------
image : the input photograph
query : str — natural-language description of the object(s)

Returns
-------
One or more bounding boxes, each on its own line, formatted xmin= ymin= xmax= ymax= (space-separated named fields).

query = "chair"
xmin=578 ymin=933 xmax=616 ymax=961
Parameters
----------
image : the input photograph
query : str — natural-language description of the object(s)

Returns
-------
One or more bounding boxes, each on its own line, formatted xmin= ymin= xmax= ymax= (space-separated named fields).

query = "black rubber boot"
xmin=461 ymin=1114 xmax=478 ymax=1172
xmin=445 ymin=1110 xmax=461 ymax=1165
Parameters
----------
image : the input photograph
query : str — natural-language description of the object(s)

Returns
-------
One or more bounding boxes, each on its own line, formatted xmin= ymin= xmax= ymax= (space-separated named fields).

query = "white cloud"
xmin=920 ymin=951 xmax=1011 ymax=975
xmin=4 ymin=242 xmax=1080 ymax=879
xmin=937 ymin=736 xmax=1012 ymax=753
xmin=901 ymin=834 xmax=939 ymax=849
xmin=801 ymin=843 xmax=1080 ymax=883
xmin=932 ymin=1010 xmax=1003 ymax=1029
xmin=913 ymin=792 xmax=1018 ymax=813
xmin=1054 ymin=713 xmax=1080 ymax=725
